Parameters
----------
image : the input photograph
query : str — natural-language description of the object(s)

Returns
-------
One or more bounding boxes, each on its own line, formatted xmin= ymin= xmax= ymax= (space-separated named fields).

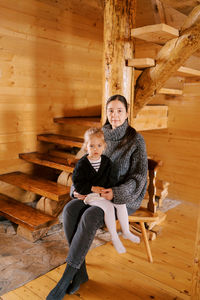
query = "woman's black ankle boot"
xmin=67 ymin=260 xmax=89 ymax=295
xmin=46 ymin=264 xmax=78 ymax=300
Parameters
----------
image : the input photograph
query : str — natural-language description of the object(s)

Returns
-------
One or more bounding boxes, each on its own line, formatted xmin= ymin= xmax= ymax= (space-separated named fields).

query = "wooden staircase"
xmin=131 ymin=22 xmax=200 ymax=102
xmin=0 ymin=153 xmax=73 ymax=236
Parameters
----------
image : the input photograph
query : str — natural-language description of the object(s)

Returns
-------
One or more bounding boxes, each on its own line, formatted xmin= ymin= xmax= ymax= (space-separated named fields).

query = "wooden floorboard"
xmin=1 ymin=200 xmax=198 ymax=300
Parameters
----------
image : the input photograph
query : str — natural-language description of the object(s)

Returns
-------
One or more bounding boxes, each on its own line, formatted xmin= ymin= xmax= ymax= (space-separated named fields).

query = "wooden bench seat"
xmin=0 ymin=193 xmax=57 ymax=231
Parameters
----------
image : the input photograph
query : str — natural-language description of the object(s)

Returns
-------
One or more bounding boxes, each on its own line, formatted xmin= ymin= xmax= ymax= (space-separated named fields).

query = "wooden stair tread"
xmin=157 ymin=88 xmax=183 ymax=95
xmin=0 ymin=172 xmax=70 ymax=201
xmin=19 ymin=152 xmax=75 ymax=172
xmin=127 ymin=58 xmax=155 ymax=69
xmin=37 ymin=134 xmax=84 ymax=148
xmin=177 ymin=66 xmax=200 ymax=77
xmin=48 ymin=150 xmax=76 ymax=160
xmin=0 ymin=193 xmax=57 ymax=231
xmin=132 ymin=105 xmax=168 ymax=130
xmin=54 ymin=116 xmax=101 ymax=127
xmin=131 ymin=23 xmax=179 ymax=45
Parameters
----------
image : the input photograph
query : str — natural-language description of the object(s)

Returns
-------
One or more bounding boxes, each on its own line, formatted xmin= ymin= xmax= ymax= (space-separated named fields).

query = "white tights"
xmin=84 ymin=193 xmax=140 ymax=254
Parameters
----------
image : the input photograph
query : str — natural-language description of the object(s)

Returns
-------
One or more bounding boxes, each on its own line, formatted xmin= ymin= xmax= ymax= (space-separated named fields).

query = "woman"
xmin=46 ymin=95 xmax=148 ymax=300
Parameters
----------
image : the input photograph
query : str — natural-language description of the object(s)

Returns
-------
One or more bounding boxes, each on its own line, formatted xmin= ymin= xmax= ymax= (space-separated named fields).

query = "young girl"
xmin=72 ymin=127 xmax=140 ymax=254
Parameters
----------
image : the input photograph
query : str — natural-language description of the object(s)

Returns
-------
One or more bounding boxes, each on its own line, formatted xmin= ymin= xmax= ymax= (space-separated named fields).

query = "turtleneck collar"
xmin=102 ymin=119 xmax=129 ymax=141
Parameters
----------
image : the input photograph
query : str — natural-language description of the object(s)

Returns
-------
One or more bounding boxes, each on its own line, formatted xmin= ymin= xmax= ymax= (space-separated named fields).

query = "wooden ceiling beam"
xmin=134 ymin=5 xmax=200 ymax=116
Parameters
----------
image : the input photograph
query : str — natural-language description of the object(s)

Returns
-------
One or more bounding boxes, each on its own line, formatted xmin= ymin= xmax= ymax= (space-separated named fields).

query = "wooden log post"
xmin=101 ymin=0 xmax=136 ymax=123
xmin=134 ymin=5 xmax=200 ymax=116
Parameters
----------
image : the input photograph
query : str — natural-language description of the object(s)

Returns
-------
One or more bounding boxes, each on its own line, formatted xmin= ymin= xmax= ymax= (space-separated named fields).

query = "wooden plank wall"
xmin=0 ymin=0 xmax=103 ymax=176
xmin=142 ymin=86 xmax=200 ymax=204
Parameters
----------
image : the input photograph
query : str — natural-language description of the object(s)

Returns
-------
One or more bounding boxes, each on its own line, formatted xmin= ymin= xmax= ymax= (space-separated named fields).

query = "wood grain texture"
xmin=131 ymin=23 xmax=178 ymax=44
xmin=2 ymin=200 xmax=197 ymax=299
xmin=54 ymin=116 xmax=101 ymax=127
xmin=127 ymin=58 xmax=155 ymax=68
xmin=102 ymin=0 xmax=136 ymax=123
xmin=19 ymin=152 xmax=75 ymax=172
xmin=0 ymin=172 xmax=70 ymax=201
xmin=37 ymin=134 xmax=84 ymax=148
xmin=0 ymin=193 xmax=57 ymax=230
xmin=54 ymin=106 xmax=168 ymax=131
xmin=0 ymin=0 xmax=103 ymax=181
xmin=191 ymin=203 xmax=200 ymax=299
xmin=134 ymin=5 xmax=200 ymax=115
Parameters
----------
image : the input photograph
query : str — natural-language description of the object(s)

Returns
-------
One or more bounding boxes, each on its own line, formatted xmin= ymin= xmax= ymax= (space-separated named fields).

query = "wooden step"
xmin=131 ymin=23 xmax=179 ymax=45
xmin=177 ymin=66 xmax=200 ymax=77
xmin=157 ymin=88 xmax=183 ymax=95
xmin=132 ymin=105 xmax=168 ymax=130
xmin=37 ymin=134 xmax=84 ymax=148
xmin=19 ymin=152 xmax=75 ymax=172
xmin=48 ymin=150 xmax=76 ymax=161
xmin=0 ymin=193 xmax=57 ymax=231
xmin=0 ymin=172 xmax=70 ymax=201
xmin=127 ymin=58 xmax=155 ymax=69
xmin=54 ymin=116 xmax=101 ymax=127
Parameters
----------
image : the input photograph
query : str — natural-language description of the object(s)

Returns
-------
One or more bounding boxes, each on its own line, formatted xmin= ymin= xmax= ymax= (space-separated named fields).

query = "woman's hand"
xmin=74 ymin=191 xmax=86 ymax=200
xmin=100 ymin=188 xmax=113 ymax=201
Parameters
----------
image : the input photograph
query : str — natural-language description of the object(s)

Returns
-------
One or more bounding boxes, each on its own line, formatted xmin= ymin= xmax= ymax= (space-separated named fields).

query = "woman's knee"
xmin=62 ymin=199 xmax=86 ymax=225
xmin=63 ymin=199 xmax=84 ymax=215
xmin=81 ymin=206 xmax=104 ymax=229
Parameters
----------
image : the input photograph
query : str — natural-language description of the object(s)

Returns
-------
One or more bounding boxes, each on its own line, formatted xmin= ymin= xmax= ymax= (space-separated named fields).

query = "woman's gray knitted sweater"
xmin=102 ymin=119 xmax=148 ymax=210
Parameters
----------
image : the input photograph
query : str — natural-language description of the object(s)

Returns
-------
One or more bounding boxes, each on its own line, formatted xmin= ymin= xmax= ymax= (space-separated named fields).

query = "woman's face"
xmin=106 ymin=100 xmax=128 ymax=129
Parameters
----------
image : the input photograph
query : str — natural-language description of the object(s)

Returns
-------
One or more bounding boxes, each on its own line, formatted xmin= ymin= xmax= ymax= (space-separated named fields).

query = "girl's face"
xmin=106 ymin=100 xmax=128 ymax=129
xmin=86 ymin=135 xmax=105 ymax=160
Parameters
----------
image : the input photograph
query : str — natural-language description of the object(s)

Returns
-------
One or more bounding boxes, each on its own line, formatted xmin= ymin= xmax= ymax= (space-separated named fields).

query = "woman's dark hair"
xmin=104 ymin=94 xmax=136 ymax=145
xmin=106 ymin=94 xmax=128 ymax=112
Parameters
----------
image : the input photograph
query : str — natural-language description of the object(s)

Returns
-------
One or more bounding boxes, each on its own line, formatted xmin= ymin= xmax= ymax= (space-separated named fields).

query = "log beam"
xmin=151 ymin=0 xmax=167 ymax=24
xmin=101 ymin=0 xmax=136 ymax=123
xmin=134 ymin=5 xmax=200 ymax=116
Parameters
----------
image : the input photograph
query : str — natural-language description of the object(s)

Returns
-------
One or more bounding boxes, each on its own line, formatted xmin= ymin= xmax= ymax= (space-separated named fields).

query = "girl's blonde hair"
xmin=83 ymin=127 xmax=106 ymax=151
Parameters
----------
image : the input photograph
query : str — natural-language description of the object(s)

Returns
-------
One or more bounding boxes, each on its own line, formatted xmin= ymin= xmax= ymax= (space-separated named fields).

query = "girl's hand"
xmin=91 ymin=186 xmax=105 ymax=193
xmin=74 ymin=191 xmax=86 ymax=200
xmin=100 ymin=188 xmax=113 ymax=201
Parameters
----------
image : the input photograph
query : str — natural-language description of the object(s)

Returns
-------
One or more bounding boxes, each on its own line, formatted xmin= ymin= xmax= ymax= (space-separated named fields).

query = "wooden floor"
xmin=1 ymin=200 xmax=199 ymax=300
